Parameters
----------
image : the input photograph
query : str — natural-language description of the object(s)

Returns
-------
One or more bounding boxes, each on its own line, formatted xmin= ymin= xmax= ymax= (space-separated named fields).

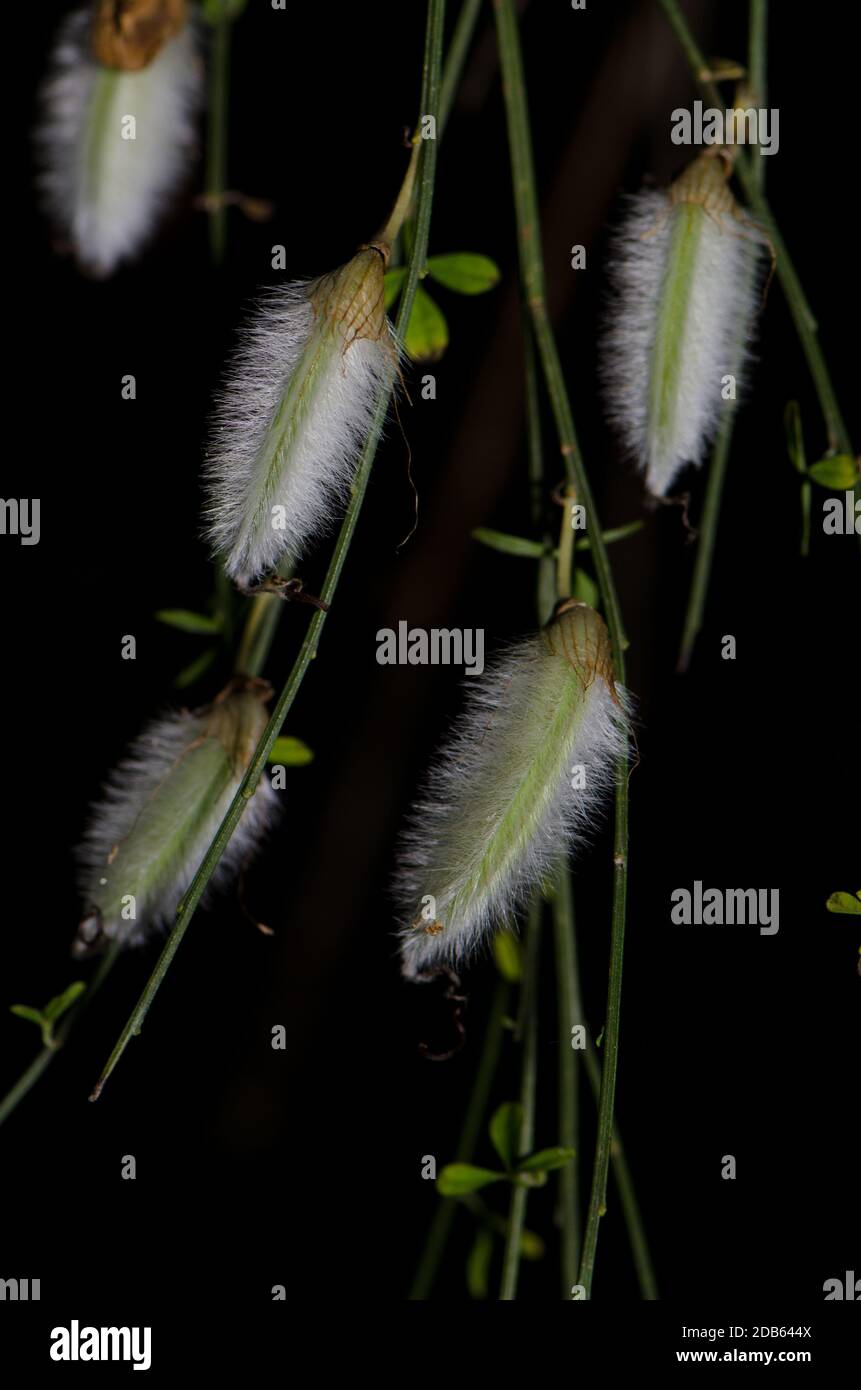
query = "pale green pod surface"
xmin=205 ymin=248 xmax=398 ymax=584
xmin=602 ymin=153 xmax=765 ymax=496
xmin=76 ymin=688 xmax=278 ymax=953
xmin=396 ymin=603 xmax=630 ymax=977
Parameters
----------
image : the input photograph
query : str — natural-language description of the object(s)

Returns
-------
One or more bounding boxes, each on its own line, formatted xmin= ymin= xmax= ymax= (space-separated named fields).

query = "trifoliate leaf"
xmin=436 ymin=1164 xmax=505 ymax=1196
xmin=466 ymin=1229 xmax=493 ymax=1299
xmin=404 ymin=286 xmax=449 ymax=361
xmin=267 ymin=737 xmax=314 ymax=767
xmin=472 ymin=528 xmax=546 ymax=558
xmin=384 ymin=267 xmax=407 ymax=311
xmin=42 ymin=981 xmax=86 ymax=1023
xmin=808 ymin=455 xmax=859 ymax=489
xmin=826 ymin=891 xmax=861 ymax=915
xmin=489 ymin=1102 xmax=523 ymax=1171
xmin=155 ymin=609 xmax=222 ymax=635
xmin=517 ymin=1146 xmax=577 ymax=1174
xmin=426 ymin=253 xmax=501 ymax=295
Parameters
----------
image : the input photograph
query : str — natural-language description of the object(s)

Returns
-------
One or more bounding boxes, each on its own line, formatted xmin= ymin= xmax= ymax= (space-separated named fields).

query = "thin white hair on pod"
xmin=395 ymin=604 xmax=631 ymax=978
xmin=203 ymin=250 xmax=398 ymax=585
xmin=601 ymin=168 xmax=765 ymax=497
xmin=75 ymin=691 xmax=278 ymax=954
xmin=37 ymin=7 xmax=201 ymax=277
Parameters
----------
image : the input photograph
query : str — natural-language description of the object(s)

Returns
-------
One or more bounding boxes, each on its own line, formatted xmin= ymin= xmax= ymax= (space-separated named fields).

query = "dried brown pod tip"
xmin=91 ymin=0 xmax=188 ymax=71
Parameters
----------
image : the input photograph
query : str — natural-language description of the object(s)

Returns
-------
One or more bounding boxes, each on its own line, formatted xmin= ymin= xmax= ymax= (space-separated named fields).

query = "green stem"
xmin=656 ymin=0 xmax=853 ymax=460
xmin=409 ymin=978 xmax=511 ymax=1299
xmin=552 ymin=870 xmax=658 ymax=1299
xmin=89 ymin=0 xmax=447 ymax=1103
xmin=676 ymin=404 xmax=735 ymax=673
xmin=494 ymin=0 xmax=630 ymax=1300
xmin=551 ymin=872 xmax=580 ymax=1293
xmin=206 ymin=8 xmax=232 ymax=265
xmin=800 ymin=479 xmax=812 ymax=558
xmin=747 ymin=1 xmax=768 ymax=194
xmin=676 ymin=3 xmax=772 ymax=671
xmin=438 ymin=0 xmax=482 ymax=133
xmin=499 ymin=897 xmax=541 ymax=1300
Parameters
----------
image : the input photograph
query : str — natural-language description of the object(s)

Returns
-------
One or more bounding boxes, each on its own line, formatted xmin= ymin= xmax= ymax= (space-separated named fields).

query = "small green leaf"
xmin=155 ymin=609 xmax=222 ymax=635
xmin=489 ymin=1102 xmax=523 ymax=1171
xmin=42 ymin=981 xmax=86 ymax=1023
xmin=472 ymin=528 xmax=546 ymax=559
xmin=404 ymin=286 xmax=449 ymax=362
xmin=492 ymin=930 xmax=522 ymax=983
xmin=575 ymin=520 xmax=645 ymax=551
xmin=808 ymin=455 xmax=859 ymax=490
xmin=826 ymin=891 xmax=861 ymax=915
xmin=466 ymin=1228 xmax=493 ymax=1299
xmin=573 ymin=569 xmax=599 ymax=609
xmin=437 ymin=1163 xmax=505 ymax=1196
xmin=173 ymin=646 xmax=218 ymax=690
xmin=784 ymin=401 xmax=806 ymax=476
xmin=267 ymin=736 xmax=314 ymax=767
xmin=517 ymin=1146 xmax=577 ymax=1174
xmin=426 ymin=253 xmax=501 ymax=295
xmin=384 ymin=267 xmax=407 ymax=311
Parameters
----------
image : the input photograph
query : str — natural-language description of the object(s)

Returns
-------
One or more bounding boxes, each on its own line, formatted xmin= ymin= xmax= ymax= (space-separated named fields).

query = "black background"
xmin=1 ymin=0 xmax=858 ymax=1348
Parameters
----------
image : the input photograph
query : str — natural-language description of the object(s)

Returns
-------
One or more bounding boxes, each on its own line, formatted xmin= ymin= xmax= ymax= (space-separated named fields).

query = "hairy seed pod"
xmin=395 ymin=602 xmax=631 ymax=978
xmin=203 ymin=246 xmax=399 ymax=586
xmin=74 ymin=684 xmax=278 ymax=955
xmin=37 ymin=6 xmax=201 ymax=277
xmin=601 ymin=152 xmax=765 ymax=497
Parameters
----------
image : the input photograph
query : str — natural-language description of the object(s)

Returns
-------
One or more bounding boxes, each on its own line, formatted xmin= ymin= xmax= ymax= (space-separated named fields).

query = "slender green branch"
xmin=676 ymin=412 xmax=734 ymax=672
xmin=499 ymin=898 xmax=541 ymax=1300
xmin=439 ymin=0 xmax=482 ymax=134
xmin=88 ymin=0 xmax=448 ymax=1103
xmin=493 ymin=0 xmax=631 ymax=1299
xmin=409 ymin=978 xmax=511 ymax=1299
xmin=205 ymin=6 xmax=233 ymax=265
xmin=552 ymin=870 xmax=658 ymax=1299
xmin=551 ymin=872 xmax=581 ymax=1293
xmin=656 ymin=0 xmax=853 ymax=459
xmin=747 ymin=1 xmax=768 ymax=196
xmin=676 ymin=0 xmax=771 ymax=671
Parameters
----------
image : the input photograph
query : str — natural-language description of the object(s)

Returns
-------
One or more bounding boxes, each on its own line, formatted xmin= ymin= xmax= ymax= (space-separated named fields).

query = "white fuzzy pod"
xmin=602 ymin=158 xmax=764 ymax=496
xmin=75 ymin=689 xmax=278 ymax=953
xmin=204 ymin=249 xmax=397 ymax=585
xmin=395 ymin=603 xmax=630 ymax=978
xmin=37 ymin=8 xmax=201 ymax=277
